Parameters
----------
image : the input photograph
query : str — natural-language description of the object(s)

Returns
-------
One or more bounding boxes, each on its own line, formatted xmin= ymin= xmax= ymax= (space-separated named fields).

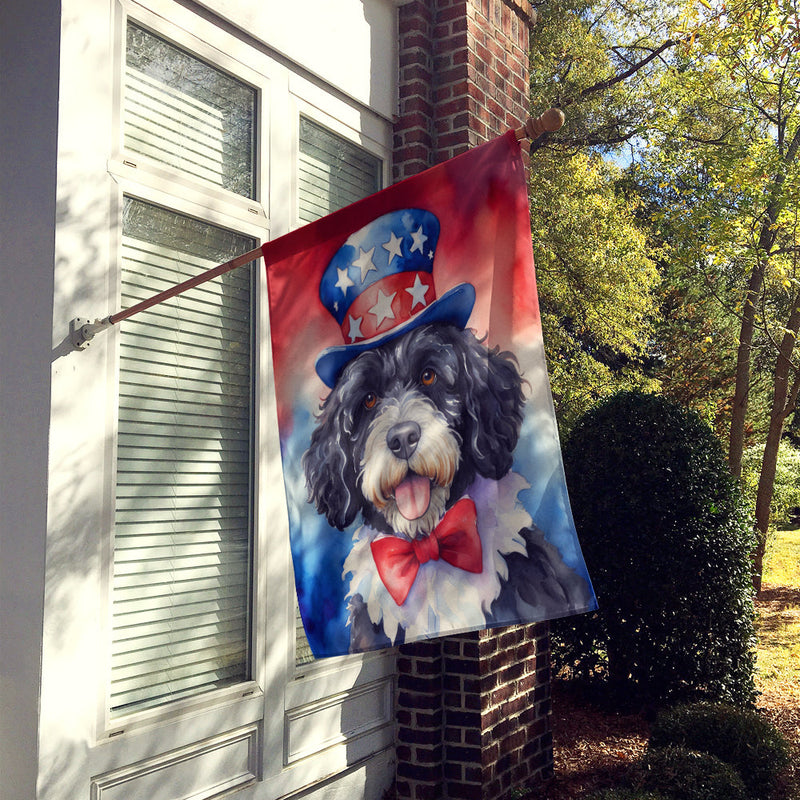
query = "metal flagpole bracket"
xmin=66 ymin=245 xmax=262 ymax=353
xmin=70 ymin=316 xmax=113 ymax=350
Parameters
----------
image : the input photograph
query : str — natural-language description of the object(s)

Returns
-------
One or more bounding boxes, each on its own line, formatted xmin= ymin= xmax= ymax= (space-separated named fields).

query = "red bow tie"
xmin=370 ymin=498 xmax=483 ymax=606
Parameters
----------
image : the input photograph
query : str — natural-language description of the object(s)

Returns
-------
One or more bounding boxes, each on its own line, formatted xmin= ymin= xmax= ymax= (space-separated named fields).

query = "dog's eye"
xmin=363 ymin=392 xmax=378 ymax=410
xmin=421 ymin=368 xmax=436 ymax=386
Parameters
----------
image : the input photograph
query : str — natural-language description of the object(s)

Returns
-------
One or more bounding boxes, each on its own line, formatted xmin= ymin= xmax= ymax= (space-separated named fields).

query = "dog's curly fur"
xmin=304 ymin=323 xmax=524 ymax=532
xmin=303 ymin=322 xmax=593 ymax=650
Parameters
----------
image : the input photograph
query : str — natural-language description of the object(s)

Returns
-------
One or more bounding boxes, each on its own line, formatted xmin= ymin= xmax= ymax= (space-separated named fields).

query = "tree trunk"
xmin=753 ymin=301 xmax=800 ymax=593
xmin=728 ymin=127 xmax=800 ymax=479
xmin=729 ymin=266 xmax=764 ymax=478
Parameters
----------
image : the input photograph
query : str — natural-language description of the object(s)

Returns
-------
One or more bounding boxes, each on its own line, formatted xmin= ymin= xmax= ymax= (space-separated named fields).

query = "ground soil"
xmin=538 ymin=680 xmax=651 ymax=799
xmin=538 ymin=587 xmax=800 ymax=800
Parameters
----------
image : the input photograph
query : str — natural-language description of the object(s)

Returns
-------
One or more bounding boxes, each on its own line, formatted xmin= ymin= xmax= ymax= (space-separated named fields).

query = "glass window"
xmin=298 ymin=116 xmax=381 ymax=223
xmin=111 ymin=198 xmax=256 ymax=716
xmin=110 ymin=22 xmax=260 ymax=717
xmin=124 ymin=23 xmax=257 ymax=198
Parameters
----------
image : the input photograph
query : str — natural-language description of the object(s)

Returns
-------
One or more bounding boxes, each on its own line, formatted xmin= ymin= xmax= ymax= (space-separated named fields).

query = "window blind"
xmin=124 ymin=23 xmax=256 ymax=199
xmin=111 ymin=198 xmax=255 ymax=715
xmin=295 ymin=118 xmax=382 ymax=664
xmin=298 ymin=117 xmax=382 ymax=224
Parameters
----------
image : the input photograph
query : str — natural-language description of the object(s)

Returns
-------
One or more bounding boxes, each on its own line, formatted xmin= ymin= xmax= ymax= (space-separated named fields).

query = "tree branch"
xmin=683 ymin=128 xmax=737 ymax=146
xmin=557 ymin=39 xmax=678 ymax=108
xmin=530 ymin=129 xmax=637 ymax=154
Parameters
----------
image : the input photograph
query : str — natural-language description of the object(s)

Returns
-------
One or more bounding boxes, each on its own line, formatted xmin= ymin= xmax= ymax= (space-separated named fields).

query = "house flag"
xmin=263 ymin=130 xmax=597 ymax=657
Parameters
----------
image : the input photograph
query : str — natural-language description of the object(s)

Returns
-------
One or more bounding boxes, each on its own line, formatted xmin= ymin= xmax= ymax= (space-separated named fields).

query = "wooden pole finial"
xmin=515 ymin=108 xmax=565 ymax=141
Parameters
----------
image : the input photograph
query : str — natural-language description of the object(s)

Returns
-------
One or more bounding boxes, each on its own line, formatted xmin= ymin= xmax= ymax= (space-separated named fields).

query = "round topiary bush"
xmin=632 ymin=746 xmax=748 ymax=800
xmin=649 ymin=701 xmax=790 ymax=799
xmin=553 ymin=391 xmax=757 ymax=707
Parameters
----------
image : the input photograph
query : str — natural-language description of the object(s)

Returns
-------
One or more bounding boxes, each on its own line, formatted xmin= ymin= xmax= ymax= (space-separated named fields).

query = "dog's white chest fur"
xmin=343 ymin=471 xmax=532 ymax=642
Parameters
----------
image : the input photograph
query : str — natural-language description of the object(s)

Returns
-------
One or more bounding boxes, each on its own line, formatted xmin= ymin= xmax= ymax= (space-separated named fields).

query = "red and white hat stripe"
xmin=341 ymin=271 xmax=435 ymax=343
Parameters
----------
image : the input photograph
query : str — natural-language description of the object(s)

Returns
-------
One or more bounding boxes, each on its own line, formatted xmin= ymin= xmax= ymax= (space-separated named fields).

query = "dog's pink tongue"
xmin=395 ymin=475 xmax=431 ymax=521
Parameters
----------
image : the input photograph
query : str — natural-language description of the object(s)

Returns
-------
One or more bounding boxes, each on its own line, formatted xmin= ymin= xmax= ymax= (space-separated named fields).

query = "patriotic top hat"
xmin=315 ymin=208 xmax=476 ymax=388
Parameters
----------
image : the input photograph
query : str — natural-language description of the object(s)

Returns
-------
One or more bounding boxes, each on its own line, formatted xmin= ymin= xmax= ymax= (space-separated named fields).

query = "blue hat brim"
xmin=315 ymin=282 xmax=476 ymax=388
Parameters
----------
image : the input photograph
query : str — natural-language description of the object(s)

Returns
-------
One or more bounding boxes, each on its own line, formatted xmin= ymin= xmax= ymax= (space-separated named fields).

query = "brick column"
xmin=395 ymin=627 xmax=553 ymax=800
xmin=444 ymin=627 xmax=553 ymax=798
xmin=393 ymin=6 xmax=553 ymax=798
xmin=394 ymin=0 xmax=535 ymax=179
xmin=396 ymin=641 xmax=445 ymax=799
xmin=394 ymin=0 xmax=435 ymax=181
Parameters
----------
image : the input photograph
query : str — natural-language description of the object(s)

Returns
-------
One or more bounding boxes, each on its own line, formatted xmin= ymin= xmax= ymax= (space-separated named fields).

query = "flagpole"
xmin=69 ymin=245 xmax=264 ymax=349
xmin=110 ymin=245 xmax=263 ymax=324
xmin=70 ymin=109 xmax=563 ymax=350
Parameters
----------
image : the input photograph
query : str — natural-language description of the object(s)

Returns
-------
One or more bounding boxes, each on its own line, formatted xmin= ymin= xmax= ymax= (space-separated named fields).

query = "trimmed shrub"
xmin=632 ymin=746 xmax=748 ymax=800
xmin=649 ymin=701 xmax=790 ymax=799
xmin=553 ymin=391 xmax=757 ymax=707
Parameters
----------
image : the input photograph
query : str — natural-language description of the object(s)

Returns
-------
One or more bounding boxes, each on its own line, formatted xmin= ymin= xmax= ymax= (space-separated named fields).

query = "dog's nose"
xmin=387 ymin=421 xmax=421 ymax=460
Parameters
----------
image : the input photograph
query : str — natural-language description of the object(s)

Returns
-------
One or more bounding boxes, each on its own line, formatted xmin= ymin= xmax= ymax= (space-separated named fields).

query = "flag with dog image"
xmin=264 ymin=130 xmax=597 ymax=657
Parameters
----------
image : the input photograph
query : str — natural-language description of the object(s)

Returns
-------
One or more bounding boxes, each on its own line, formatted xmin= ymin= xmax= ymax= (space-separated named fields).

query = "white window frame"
xmin=101 ymin=1 xmax=272 ymax=741
xmin=97 ymin=0 xmax=394 ymax=780
xmin=100 ymin=181 xmax=271 ymax=739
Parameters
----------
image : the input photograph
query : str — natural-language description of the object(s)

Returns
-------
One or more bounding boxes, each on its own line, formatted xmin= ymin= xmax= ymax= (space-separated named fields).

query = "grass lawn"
xmin=755 ymin=527 xmax=800 ymax=800
xmin=757 ymin=527 xmax=800 ymax=698
xmin=762 ymin=527 xmax=800 ymax=587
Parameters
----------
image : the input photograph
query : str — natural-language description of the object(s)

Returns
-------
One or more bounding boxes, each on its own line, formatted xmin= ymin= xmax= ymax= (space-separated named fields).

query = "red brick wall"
xmin=392 ymin=3 xmax=552 ymax=799
xmin=395 ymin=627 xmax=553 ymax=800
xmin=394 ymin=0 xmax=534 ymax=180
xmin=447 ymin=626 xmax=553 ymax=796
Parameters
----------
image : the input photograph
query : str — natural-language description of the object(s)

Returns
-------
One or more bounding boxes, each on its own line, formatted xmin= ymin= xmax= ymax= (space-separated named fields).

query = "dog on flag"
xmin=303 ymin=209 xmax=593 ymax=652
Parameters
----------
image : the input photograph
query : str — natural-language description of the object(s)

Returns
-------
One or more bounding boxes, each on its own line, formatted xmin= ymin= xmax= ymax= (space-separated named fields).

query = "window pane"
xmin=295 ymin=120 xmax=382 ymax=664
xmin=125 ymin=23 xmax=256 ymax=198
xmin=111 ymin=197 xmax=255 ymax=715
xmin=298 ymin=117 xmax=381 ymax=223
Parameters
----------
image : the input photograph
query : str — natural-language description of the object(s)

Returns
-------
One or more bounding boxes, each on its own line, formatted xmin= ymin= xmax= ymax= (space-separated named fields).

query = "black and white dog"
xmin=303 ymin=321 xmax=593 ymax=652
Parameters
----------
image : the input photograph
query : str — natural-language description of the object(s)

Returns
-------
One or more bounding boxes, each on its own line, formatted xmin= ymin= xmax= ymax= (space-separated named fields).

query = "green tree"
xmin=741 ymin=438 xmax=800 ymax=526
xmin=633 ymin=0 xmax=800 ymax=589
xmin=529 ymin=0 xmax=682 ymax=156
xmin=527 ymin=0 xmax=673 ymax=429
xmin=529 ymin=0 xmax=799 ymax=592
xmin=529 ymin=151 xmax=660 ymax=430
xmin=651 ymin=283 xmax=740 ymax=437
